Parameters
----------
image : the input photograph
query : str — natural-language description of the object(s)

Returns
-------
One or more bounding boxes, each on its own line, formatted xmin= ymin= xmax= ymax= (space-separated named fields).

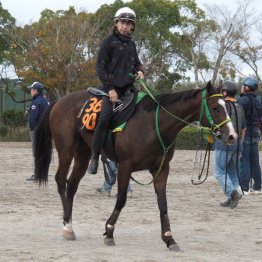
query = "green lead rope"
xmin=130 ymin=104 xmax=177 ymax=186
xmin=130 ymin=79 xmax=177 ymax=186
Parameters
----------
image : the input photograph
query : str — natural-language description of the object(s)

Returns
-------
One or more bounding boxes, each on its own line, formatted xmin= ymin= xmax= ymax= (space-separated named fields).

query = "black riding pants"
xmin=91 ymin=96 xmax=113 ymax=156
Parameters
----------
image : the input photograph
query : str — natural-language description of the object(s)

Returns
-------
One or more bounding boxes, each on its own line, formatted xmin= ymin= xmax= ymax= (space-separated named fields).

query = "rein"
xmin=191 ymin=143 xmax=212 ymax=185
xmin=130 ymin=104 xmax=177 ymax=185
xmin=130 ymin=79 xmax=230 ymax=185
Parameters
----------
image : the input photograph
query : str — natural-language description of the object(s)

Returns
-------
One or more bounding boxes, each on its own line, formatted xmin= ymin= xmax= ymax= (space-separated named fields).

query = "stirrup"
xmin=113 ymin=100 xmax=123 ymax=112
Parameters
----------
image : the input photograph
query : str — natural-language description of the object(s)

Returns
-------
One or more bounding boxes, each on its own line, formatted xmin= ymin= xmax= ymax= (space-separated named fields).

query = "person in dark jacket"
xmin=88 ymin=7 xmax=144 ymax=174
xmin=26 ymin=82 xmax=49 ymax=181
xmin=238 ymin=77 xmax=262 ymax=194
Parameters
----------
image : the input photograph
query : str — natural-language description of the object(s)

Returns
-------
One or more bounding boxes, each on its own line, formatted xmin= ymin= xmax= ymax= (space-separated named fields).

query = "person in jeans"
xmin=213 ymin=80 xmax=246 ymax=208
xmin=26 ymin=82 xmax=49 ymax=181
xmin=238 ymin=77 xmax=262 ymax=194
xmin=96 ymin=159 xmax=132 ymax=197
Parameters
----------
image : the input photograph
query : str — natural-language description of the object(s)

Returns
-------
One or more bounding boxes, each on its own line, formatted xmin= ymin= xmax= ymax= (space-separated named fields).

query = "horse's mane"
xmin=141 ymin=88 xmax=203 ymax=111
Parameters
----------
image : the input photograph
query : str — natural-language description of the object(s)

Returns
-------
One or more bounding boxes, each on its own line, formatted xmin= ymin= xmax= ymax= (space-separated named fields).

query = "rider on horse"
xmin=88 ymin=7 xmax=144 ymax=174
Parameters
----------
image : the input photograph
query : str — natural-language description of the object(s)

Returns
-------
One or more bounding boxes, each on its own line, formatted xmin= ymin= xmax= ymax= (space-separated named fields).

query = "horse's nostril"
xmin=228 ymin=135 xmax=236 ymax=144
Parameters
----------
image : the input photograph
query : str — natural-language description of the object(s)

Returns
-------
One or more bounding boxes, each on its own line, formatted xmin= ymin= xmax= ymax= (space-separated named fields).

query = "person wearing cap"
xmin=213 ymin=80 xmax=246 ymax=209
xmin=26 ymin=81 xmax=49 ymax=181
xmin=238 ymin=77 xmax=262 ymax=194
xmin=87 ymin=7 xmax=144 ymax=174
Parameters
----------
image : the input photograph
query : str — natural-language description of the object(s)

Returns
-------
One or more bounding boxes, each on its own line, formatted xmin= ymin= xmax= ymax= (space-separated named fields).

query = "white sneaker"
xmin=251 ymin=189 xmax=262 ymax=195
xmin=243 ymin=189 xmax=262 ymax=195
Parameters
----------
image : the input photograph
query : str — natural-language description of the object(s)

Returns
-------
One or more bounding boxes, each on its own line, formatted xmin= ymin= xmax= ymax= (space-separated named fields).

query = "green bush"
xmin=0 ymin=109 xmax=27 ymax=138
xmin=0 ymin=125 xmax=8 ymax=138
xmin=0 ymin=127 xmax=30 ymax=142
xmin=176 ymin=127 xmax=262 ymax=151
xmin=175 ymin=126 xmax=210 ymax=150
xmin=1 ymin=109 xmax=27 ymax=128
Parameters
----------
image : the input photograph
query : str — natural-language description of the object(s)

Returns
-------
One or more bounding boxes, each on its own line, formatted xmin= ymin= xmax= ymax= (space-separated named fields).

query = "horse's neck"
xmin=158 ymin=92 xmax=201 ymax=137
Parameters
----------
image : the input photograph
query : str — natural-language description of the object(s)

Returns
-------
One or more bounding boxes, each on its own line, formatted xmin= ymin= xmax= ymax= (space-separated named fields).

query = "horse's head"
xmin=200 ymin=81 xmax=237 ymax=144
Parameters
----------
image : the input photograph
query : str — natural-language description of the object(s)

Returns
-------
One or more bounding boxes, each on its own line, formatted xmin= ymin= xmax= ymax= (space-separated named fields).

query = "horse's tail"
xmin=34 ymin=102 xmax=56 ymax=185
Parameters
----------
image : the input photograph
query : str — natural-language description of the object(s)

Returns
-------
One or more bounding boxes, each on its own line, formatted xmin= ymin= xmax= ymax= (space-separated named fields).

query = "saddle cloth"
xmin=77 ymin=90 xmax=147 ymax=132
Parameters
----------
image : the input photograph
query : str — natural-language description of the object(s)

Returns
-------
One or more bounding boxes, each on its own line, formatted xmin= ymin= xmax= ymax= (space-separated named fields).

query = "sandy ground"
xmin=1 ymin=142 xmax=262 ymax=262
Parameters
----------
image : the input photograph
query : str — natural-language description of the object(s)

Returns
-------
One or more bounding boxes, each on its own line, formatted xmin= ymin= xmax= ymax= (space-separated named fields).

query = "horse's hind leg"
xmin=152 ymin=165 xmax=181 ymax=251
xmin=104 ymin=161 xmax=131 ymax=246
xmin=59 ymin=139 xmax=91 ymax=240
xmin=56 ymin=139 xmax=91 ymax=240
xmin=54 ymin=145 xmax=75 ymax=239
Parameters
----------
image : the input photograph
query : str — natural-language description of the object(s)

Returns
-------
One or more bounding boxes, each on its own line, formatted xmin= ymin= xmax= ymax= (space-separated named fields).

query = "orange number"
xmin=93 ymin=100 xmax=102 ymax=113
xmin=82 ymin=112 xmax=97 ymax=130
xmin=85 ymin=97 xmax=97 ymax=113
xmin=85 ymin=97 xmax=102 ymax=113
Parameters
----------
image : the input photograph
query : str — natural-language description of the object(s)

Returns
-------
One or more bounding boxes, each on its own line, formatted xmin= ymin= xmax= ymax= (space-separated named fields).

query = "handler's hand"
xmin=136 ymin=71 xmax=144 ymax=80
xmin=109 ymin=89 xmax=118 ymax=103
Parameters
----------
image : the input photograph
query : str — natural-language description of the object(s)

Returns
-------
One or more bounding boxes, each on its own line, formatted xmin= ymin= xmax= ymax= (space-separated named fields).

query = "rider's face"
xmin=116 ymin=20 xmax=133 ymax=35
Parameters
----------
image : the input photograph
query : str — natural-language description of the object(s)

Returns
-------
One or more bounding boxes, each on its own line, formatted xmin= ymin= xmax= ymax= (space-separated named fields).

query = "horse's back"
xmin=53 ymin=90 xmax=89 ymax=114
xmin=50 ymin=90 xmax=91 ymax=145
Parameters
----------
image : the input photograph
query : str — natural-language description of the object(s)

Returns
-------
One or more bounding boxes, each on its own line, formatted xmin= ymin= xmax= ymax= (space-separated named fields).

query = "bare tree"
xmin=201 ymin=0 xmax=261 ymax=84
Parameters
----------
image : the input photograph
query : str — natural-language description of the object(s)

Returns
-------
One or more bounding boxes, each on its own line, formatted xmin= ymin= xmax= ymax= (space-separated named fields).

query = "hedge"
xmin=175 ymin=127 xmax=210 ymax=150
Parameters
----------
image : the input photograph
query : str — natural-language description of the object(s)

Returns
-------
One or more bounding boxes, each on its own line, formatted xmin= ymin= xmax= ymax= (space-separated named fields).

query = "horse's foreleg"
xmin=153 ymin=165 xmax=181 ymax=251
xmin=104 ymin=161 xmax=131 ymax=246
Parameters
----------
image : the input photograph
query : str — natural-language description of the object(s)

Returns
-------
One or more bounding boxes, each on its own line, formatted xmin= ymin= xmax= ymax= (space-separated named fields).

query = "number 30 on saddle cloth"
xmin=77 ymin=89 xmax=147 ymax=132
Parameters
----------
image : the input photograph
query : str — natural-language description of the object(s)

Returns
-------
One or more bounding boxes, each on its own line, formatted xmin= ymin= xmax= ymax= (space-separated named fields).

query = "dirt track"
xmin=1 ymin=142 xmax=262 ymax=262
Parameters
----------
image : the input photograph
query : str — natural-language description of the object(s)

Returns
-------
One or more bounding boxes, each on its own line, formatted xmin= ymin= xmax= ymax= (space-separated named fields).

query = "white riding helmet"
xmin=114 ymin=7 xmax=136 ymax=23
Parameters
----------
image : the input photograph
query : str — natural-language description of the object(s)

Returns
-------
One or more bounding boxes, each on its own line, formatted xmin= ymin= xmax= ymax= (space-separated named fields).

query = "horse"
xmin=34 ymin=81 xmax=237 ymax=251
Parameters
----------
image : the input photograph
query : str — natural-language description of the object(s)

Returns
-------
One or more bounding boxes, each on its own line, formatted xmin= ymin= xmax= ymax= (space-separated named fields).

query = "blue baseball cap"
xmin=28 ymin=82 xmax=44 ymax=90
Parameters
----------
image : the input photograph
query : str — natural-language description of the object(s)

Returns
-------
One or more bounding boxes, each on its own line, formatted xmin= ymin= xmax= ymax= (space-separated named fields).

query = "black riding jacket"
xmin=238 ymin=92 xmax=262 ymax=138
xmin=96 ymin=28 xmax=143 ymax=93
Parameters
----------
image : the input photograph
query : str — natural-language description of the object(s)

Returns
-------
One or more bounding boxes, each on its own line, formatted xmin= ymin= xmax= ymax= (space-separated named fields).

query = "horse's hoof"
xmin=169 ymin=244 xmax=181 ymax=252
xmin=63 ymin=229 xmax=77 ymax=240
xmin=104 ymin=237 xmax=115 ymax=246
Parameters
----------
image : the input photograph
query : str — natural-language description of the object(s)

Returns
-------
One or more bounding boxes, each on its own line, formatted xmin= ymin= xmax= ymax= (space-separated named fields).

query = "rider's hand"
xmin=109 ymin=89 xmax=118 ymax=103
xmin=136 ymin=71 xmax=144 ymax=80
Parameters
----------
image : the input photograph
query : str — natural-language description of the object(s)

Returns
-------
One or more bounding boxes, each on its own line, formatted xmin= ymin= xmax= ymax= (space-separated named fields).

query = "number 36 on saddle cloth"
xmin=77 ymin=88 xmax=147 ymax=132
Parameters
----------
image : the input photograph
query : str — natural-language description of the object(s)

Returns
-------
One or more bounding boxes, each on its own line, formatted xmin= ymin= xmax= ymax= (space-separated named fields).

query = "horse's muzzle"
xmin=221 ymin=132 xmax=238 ymax=145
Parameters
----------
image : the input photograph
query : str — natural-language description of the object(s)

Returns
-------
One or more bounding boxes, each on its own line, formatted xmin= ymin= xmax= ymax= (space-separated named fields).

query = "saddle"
xmin=87 ymin=87 xmax=134 ymax=113
xmin=77 ymin=87 xmax=147 ymax=162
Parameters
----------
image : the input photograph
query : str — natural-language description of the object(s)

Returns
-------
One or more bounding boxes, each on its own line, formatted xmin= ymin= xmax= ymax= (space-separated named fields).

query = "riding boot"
xmin=88 ymin=96 xmax=113 ymax=175
xmin=88 ymin=154 xmax=99 ymax=174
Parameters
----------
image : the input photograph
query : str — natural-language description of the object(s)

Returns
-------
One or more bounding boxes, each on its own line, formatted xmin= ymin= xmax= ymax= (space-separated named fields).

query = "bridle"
xmin=199 ymin=89 xmax=231 ymax=139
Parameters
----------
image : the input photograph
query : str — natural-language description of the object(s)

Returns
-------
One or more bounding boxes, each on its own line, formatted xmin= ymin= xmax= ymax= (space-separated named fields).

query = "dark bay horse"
xmin=34 ymin=81 xmax=237 ymax=251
